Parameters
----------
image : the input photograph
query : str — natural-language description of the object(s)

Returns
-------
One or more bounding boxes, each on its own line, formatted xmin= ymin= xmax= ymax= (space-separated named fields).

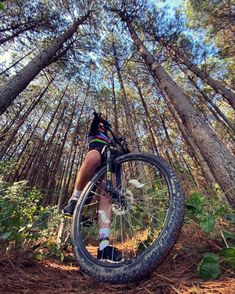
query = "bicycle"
xmin=71 ymin=120 xmax=184 ymax=284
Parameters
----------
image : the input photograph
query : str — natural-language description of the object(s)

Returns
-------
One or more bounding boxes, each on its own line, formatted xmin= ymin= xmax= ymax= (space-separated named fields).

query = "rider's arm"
xmin=89 ymin=115 xmax=99 ymax=136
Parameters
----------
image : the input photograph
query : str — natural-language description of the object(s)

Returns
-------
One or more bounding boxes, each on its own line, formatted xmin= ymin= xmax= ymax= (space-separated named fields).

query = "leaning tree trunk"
xmin=120 ymin=15 xmax=235 ymax=207
xmin=0 ymin=11 xmax=90 ymax=115
xmin=178 ymin=64 xmax=235 ymax=133
xmin=0 ymin=23 xmax=37 ymax=45
xmin=0 ymin=78 xmax=53 ymax=158
xmin=168 ymin=101 xmax=216 ymax=187
xmin=0 ymin=50 xmax=33 ymax=75
xmin=157 ymin=37 xmax=235 ymax=109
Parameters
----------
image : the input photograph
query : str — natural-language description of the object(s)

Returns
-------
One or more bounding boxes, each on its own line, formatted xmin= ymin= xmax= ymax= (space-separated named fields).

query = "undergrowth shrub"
xmin=185 ymin=191 xmax=235 ymax=279
xmin=0 ymin=160 xmax=61 ymax=254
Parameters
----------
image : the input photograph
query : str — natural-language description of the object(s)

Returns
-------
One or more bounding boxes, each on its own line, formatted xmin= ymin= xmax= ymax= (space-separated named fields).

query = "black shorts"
xmin=88 ymin=142 xmax=122 ymax=168
xmin=88 ymin=142 xmax=107 ymax=164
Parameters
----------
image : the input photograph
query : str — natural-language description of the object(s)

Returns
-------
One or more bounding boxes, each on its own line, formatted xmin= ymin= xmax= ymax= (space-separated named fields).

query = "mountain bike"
xmin=71 ymin=122 xmax=184 ymax=284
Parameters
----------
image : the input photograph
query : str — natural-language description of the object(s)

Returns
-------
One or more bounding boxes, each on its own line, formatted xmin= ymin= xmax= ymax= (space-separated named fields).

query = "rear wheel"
xmin=72 ymin=153 xmax=184 ymax=283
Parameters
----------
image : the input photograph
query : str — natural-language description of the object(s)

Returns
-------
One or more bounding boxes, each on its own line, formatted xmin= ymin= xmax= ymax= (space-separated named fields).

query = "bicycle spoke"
xmin=131 ymin=199 xmax=166 ymax=225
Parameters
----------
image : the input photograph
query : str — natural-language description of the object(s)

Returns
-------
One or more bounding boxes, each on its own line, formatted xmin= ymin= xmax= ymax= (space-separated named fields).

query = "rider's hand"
xmin=99 ymin=113 xmax=107 ymax=122
xmin=93 ymin=111 xmax=107 ymax=122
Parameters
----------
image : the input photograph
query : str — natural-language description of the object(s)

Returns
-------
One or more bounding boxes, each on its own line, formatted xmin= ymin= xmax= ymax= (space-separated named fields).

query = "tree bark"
xmin=18 ymin=88 xmax=67 ymax=182
xmin=0 ymin=50 xmax=33 ymax=75
xmin=168 ymin=101 xmax=216 ymax=186
xmin=178 ymin=64 xmax=235 ymax=133
xmin=135 ymin=82 xmax=160 ymax=155
xmin=112 ymin=39 xmax=139 ymax=152
xmin=0 ymin=23 xmax=37 ymax=45
xmin=0 ymin=78 xmax=53 ymax=158
xmin=120 ymin=15 xmax=235 ymax=207
xmin=111 ymin=72 xmax=119 ymax=132
xmin=157 ymin=37 xmax=235 ymax=109
xmin=0 ymin=11 xmax=91 ymax=115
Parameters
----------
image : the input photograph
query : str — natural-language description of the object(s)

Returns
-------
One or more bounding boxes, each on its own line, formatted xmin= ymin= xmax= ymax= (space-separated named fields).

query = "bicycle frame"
xmin=105 ymin=142 xmax=113 ymax=194
xmin=103 ymin=124 xmax=129 ymax=202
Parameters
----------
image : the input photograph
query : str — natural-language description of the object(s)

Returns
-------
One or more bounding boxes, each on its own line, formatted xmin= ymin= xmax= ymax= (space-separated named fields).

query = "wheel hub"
xmin=112 ymin=189 xmax=134 ymax=215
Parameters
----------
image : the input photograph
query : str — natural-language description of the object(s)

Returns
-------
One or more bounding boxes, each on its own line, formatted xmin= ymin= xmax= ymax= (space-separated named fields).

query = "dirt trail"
xmin=1 ymin=225 xmax=234 ymax=294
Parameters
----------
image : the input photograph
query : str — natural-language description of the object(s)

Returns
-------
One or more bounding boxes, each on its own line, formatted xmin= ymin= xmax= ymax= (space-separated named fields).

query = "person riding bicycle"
xmin=63 ymin=111 xmax=122 ymax=261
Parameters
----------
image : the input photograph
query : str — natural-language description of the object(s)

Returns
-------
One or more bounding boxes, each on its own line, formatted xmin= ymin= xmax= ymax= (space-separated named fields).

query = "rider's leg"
xmin=98 ymin=173 xmax=118 ymax=249
xmin=73 ymin=149 xmax=101 ymax=194
xmin=63 ymin=150 xmax=101 ymax=216
xmin=97 ymin=177 xmax=122 ymax=261
xmin=98 ymin=191 xmax=112 ymax=250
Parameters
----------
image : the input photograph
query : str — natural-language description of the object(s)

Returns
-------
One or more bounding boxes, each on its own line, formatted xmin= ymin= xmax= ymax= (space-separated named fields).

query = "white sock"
xmin=99 ymin=228 xmax=110 ymax=250
xmin=70 ymin=189 xmax=81 ymax=201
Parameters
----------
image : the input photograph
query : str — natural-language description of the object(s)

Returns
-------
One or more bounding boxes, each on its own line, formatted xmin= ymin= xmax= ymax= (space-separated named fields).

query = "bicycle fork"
xmin=105 ymin=145 xmax=122 ymax=204
xmin=105 ymin=146 xmax=114 ymax=194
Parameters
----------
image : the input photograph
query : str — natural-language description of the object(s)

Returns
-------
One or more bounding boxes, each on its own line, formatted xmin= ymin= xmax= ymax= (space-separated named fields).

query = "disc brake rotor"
xmin=112 ymin=190 xmax=134 ymax=215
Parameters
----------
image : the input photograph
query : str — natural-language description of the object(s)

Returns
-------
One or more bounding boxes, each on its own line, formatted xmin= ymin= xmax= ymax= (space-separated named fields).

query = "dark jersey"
xmin=88 ymin=115 xmax=110 ymax=146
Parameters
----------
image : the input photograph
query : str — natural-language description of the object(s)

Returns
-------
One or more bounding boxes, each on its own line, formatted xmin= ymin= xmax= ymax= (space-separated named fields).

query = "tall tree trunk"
xmin=0 ymin=23 xmax=37 ymax=45
xmin=111 ymin=72 xmax=119 ymax=132
xmin=178 ymin=63 xmax=235 ymax=133
xmin=135 ymin=82 xmax=160 ymax=155
xmin=156 ymin=37 xmax=235 ymax=109
xmin=9 ymin=104 xmax=48 ymax=162
xmin=0 ymin=50 xmax=33 ymax=75
xmin=44 ymin=96 xmax=79 ymax=202
xmin=0 ymin=78 xmax=53 ymax=158
xmin=120 ymin=15 xmax=235 ymax=207
xmin=159 ymin=114 xmax=179 ymax=163
xmin=0 ymin=11 xmax=91 ymax=115
xmin=112 ymin=39 xmax=139 ymax=152
xmin=168 ymin=102 xmax=216 ymax=187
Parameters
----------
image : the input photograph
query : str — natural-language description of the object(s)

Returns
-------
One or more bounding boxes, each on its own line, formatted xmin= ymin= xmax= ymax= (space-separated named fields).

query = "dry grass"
xmin=0 ymin=224 xmax=234 ymax=294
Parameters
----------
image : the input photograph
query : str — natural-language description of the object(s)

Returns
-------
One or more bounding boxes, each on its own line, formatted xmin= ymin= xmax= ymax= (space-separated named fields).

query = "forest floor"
xmin=0 ymin=224 xmax=234 ymax=294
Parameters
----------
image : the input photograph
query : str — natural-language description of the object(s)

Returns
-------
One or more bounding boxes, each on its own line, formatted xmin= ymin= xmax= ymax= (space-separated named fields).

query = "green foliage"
xmin=199 ymin=215 xmax=216 ymax=234
xmin=0 ymin=160 xmax=16 ymax=175
xmin=0 ymin=2 xmax=4 ymax=10
xmin=185 ymin=192 xmax=230 ymax=234
xmin=0 ymin=162 xmax=61 ymax=249
xmin=0 ymin=179 xmax=42 ymax=245
xmin=197 ymin=248 xmax=235 ymax=279
xmin=186 ymin=191 xmax=235 ymax=278
xmin=45 ymin=240 xmax=65 ymax=262
xmin=197 ymin=253 xmax=221 ymax=280
xmin=221 ymin=247 xmax=235 ymax=270
xmin=185 ymin=192 xmax=203 ymax=213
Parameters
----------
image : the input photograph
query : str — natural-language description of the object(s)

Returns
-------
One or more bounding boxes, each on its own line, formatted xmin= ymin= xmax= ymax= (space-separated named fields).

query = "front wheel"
xmin=72 ymin=153 xmax=184 ymax=283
